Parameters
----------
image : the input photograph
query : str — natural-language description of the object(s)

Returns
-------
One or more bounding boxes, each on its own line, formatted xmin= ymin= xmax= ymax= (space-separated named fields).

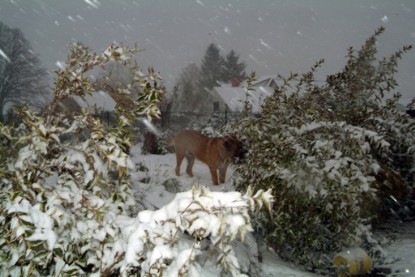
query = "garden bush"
xmin=231 ymin=27 xmax=413 ymax=273
xmin=0 ymin=42 xmax=273 ymax=277
xmin=0 ymin=42 xmax=162 ymax=275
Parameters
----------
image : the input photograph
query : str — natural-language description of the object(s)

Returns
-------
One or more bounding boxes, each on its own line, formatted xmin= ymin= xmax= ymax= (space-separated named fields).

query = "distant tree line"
xmin=172 ymin=43 xmax=247 ymax=112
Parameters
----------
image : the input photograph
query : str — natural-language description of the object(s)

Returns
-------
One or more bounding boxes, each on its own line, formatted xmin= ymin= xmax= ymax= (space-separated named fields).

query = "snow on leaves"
xmin=230 ymin=28 xmax=413 ymax=272
xmin=0 ymin=41 xmax=273 ymax=277
xmin=0 ymin=42 xmax=161 ymax=275
xmin=119 ymin=186 xmax=273 ymax=277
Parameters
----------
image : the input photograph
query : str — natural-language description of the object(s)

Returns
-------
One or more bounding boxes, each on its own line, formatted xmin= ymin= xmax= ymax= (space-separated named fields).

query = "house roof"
xmin=214 ymin=75 xmax=328 ymax=114
xmin=73 ymin=90 xmax=116 ymax=112
xmin=213 ymin=84 xmax=272 ymax=113
xmin=239 ymin=74 xmax=279 ymax=88
xmin=213 ymin=75 xmax=330 ymax=114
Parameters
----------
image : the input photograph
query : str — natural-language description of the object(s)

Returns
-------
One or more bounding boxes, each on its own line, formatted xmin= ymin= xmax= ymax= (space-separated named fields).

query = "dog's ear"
xmin=223 ymin=138 xmax=233 ymax=152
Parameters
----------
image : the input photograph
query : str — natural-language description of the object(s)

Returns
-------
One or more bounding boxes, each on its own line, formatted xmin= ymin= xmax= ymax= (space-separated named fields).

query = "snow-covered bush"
xmin=118 ymin=186 xmax=272 ymax=277
xmin=323 ymin=27 xmax=415 ymax=193
xmin=231 ymin=27 xmax=413 ymax=272
xmin=0 ymin=42 xmax=273 ymax=276
xmin=0 ymin=42 xmax=162 ymax=275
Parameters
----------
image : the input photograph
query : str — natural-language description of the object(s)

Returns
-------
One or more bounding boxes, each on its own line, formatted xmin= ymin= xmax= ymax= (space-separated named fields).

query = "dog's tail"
xmin=164 ymin=134 xmax=176 ymax=152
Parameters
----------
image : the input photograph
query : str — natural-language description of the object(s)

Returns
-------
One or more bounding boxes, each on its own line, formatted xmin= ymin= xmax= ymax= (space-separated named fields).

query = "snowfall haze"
xmin=0 ymin=0 xmax=414 ymax=104
xmin=2 ymin=1 xmax=415 ymax=276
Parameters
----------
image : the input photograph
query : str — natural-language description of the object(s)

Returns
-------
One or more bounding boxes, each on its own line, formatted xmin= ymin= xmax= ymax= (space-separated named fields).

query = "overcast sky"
xmin=1 ymin=0 xmax=414 ymax=104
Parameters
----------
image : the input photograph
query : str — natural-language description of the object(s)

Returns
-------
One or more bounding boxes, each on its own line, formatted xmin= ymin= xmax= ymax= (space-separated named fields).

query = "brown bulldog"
xmin=171 ymin=130 xmax=245 ymax=185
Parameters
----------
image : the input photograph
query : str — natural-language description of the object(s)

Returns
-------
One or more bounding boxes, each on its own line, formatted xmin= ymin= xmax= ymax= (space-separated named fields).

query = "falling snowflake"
xmin=84 ymin=0 xmax=101 ymax=9
xmin=0 ymin=48 xmax=11 ymax=63
xmin=259 ymin=38 xmax=272 ymax=49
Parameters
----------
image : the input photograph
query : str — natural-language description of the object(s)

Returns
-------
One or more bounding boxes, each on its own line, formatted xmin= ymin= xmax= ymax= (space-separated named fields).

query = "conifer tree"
xmin=223 ymin=49 xmax=247 ymax=84
xmin=199 ymin=43 xmax=225 ymax=91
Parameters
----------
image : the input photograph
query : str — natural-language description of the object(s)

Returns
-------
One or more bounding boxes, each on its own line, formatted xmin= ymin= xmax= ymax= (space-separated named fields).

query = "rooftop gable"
xmin=73 ymin=90 xmax=116 ymax=112
xmin=213 ymin=85 xmax=271 ymax=113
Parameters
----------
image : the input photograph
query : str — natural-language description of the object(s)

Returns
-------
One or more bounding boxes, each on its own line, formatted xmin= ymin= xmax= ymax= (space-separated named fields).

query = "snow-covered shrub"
xmin=231 ymin=27 xmax=413 ymax=272
xmin=323 ymin=27 xmax=414 ymax=193
xmin=0 ymin=42 xmax=274 ymax=276
xmin=118 ymin=186 xmax=272 ymax=277
xmin=0 ymin=42 xmax=163 ymax=275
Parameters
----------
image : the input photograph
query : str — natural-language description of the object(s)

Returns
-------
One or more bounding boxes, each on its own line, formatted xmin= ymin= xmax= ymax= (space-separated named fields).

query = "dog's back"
xmin=173 ymin=130 xmax=209 ymax=162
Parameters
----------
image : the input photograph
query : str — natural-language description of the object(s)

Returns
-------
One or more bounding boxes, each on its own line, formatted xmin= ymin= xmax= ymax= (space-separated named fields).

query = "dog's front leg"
xmin=218 ymin=164 xmax=228 ymax=184
xmin=208 ymin=166 xmax=219 ymax=185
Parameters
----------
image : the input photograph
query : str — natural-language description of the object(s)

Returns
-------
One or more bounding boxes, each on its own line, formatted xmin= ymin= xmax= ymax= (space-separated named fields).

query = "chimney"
xmin=231 ymin=77 xmax=240 ymax=87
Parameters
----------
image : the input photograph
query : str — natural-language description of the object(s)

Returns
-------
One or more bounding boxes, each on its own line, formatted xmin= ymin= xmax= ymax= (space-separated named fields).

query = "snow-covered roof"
xmin=213 ymin=85 xmax=272 ymax=113
xmin=239 ymin=75 xmax=279 ymax=88
xmin=73 ymin=90 xmax=116 ymax=112
xmin=252 ymin=74 xmax=278 ymax=87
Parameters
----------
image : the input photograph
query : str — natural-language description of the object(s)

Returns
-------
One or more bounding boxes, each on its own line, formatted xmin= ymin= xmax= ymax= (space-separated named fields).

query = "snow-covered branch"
xmin=118 ymin=186 xmax=273 ymax=277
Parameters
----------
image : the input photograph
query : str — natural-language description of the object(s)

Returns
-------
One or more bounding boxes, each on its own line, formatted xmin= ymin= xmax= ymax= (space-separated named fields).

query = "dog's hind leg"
xmin=175 ymin=151 xmax=185 ymax=176
xmin=185 ymin=153 xmax=195 ymax=177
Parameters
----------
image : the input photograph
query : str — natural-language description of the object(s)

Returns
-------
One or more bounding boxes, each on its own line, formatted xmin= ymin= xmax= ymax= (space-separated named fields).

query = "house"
xmin=74 ymin=90 xmax=116 ymax=113
xmin=245 ymin=74 xmax=279 ymax=91
xmin=51 ymin=90 xmax=116 ymax=117
xmin=206 ymin=75 xmax=278 ymax=114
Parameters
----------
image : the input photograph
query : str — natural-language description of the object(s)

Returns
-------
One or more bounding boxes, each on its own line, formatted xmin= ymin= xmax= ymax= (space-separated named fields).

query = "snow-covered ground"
xmin=128 ymin=144 xmax=415 ymax=276
xmin=380 ymin=221 xmax=415 ymax=276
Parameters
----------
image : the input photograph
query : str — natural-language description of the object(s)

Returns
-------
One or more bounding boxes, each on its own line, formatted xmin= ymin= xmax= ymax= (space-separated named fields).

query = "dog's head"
xmin=223 ymin=135 xmax=246 ymax=162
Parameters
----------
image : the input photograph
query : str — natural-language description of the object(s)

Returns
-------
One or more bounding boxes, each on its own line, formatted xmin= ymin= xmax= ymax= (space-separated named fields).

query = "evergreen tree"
xmin=199 ymin=43 xmax=224 ymax=91
xmin=0 ymin=21 xmax=49 ymax=122
xmin=223 ymin=49 xmax=247 ymax=84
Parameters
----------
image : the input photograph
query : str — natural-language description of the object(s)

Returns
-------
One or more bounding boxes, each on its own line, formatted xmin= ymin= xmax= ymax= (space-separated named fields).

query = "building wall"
xmin=201 ymin=89 xmax=228 ymax=114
